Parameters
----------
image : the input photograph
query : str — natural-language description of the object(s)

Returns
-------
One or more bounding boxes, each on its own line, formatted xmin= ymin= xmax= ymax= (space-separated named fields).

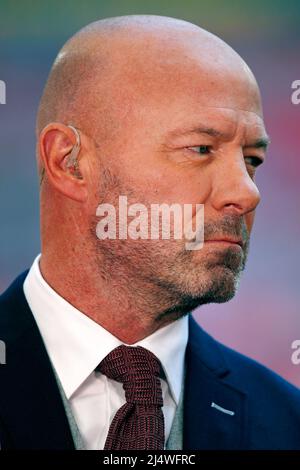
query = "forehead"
xmin=116 ymin=56 xmax=262 ymax=123
xmin=120 ymin=84 xmax=267 ymax=146
xmin=94 ymin=31 xmax=265 ymax=141
xmin=117 ymin=64 xmax=262 ymax=120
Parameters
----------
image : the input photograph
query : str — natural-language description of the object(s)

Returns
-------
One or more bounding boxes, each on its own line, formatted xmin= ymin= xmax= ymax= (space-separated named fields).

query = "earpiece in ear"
xmin=65 ymin=125 xmax=83 ymax=179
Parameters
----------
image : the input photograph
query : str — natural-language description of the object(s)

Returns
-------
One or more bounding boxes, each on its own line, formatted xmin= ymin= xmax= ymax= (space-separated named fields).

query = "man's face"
xmin=89 ymin=40 xmax=269 ymax=316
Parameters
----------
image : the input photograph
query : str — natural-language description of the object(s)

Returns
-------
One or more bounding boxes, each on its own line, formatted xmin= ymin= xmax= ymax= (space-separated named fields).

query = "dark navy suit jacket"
xmin=1 ymin=272 xmax=300 ymax=449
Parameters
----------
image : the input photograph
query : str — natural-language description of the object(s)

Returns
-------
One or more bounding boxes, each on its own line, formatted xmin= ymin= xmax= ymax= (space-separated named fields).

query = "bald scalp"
xmin=37 ymin=15 xmax=192 ymax=137
xmin=36 ymin=14 xmax=253 ymax=138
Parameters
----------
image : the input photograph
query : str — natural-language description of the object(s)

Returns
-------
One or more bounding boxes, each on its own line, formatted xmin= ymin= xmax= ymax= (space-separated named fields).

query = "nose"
xmin=210 ymin=155 xmax=261 ymax=216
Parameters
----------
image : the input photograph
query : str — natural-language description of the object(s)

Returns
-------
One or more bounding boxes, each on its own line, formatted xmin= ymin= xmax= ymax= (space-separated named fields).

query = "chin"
xmin=203 ymin=283 xmax=237 ymax=304
xmin=177 ymin=265 xmax=241 ymax=309
xmin=154 ymin=266 xmax=241 ymax=320
xmin=197 ymin=280 xmax=237 ymax=305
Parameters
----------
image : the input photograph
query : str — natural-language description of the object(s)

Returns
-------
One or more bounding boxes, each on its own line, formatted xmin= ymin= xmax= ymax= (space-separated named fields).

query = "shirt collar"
xmin=23 ymin=255 xmax=188 ymax=403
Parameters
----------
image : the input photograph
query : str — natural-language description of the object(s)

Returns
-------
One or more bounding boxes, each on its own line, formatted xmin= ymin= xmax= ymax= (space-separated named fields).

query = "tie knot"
xmin=98 ymin=345 xmax=163 ymax=406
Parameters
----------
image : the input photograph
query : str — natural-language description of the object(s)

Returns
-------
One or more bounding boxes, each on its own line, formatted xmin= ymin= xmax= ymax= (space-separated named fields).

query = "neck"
xmin=39 ymin=249 xmax=183 ymax=344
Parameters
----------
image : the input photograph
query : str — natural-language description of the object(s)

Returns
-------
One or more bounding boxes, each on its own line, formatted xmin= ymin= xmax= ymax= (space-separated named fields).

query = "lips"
xmin=205 ymin=238 xmax=243 ymax=248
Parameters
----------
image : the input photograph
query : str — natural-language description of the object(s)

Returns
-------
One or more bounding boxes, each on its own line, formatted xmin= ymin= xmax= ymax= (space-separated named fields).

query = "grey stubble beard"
xmin=91 ymin=169 xmax=250 ymax=324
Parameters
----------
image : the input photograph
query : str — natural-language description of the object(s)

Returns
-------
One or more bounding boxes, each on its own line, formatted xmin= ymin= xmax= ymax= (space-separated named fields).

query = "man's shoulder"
xmin=219 ymin=338 xmax=300 ymax=397
xmin=0 ymin=271 xmax=30 ymax=341
xmin=0 ymin=271 xmax=29 ymax=304
xmin=189 ymin=317 xmax=300 ymax=417
xmin=221 ymin=339 xmax=300 ymax=446
xmin=184 ymin=318 xmax=300 ymax=449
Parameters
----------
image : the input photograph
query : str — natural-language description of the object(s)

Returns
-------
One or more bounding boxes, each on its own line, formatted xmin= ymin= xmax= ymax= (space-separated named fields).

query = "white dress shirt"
xmin=23 ymin=255 xmax=188 ymax=450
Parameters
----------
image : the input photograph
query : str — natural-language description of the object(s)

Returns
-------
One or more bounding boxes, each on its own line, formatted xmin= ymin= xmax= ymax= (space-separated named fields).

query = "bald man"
xmin=1 ymin=15 xmax=300 ymax=451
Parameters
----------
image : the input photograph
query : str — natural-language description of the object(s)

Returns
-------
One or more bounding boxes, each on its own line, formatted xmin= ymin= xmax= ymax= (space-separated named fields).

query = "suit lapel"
xmin=183 ymin=316 xmax=247 ymax=450
xmin=0 ymin=272 xmax=75 ymax=449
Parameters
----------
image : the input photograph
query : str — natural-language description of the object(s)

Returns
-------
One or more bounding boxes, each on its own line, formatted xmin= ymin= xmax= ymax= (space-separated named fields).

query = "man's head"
xmin=37 ymin=15 xmax=269 ymax=325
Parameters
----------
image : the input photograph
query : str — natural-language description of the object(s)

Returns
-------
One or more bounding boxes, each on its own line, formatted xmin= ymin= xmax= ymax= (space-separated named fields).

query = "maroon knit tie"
xmin=98 ymin=345 xmax=165 ymax=450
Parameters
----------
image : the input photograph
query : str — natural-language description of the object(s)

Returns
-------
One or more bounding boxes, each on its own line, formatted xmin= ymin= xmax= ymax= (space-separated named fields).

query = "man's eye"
xmin=244 ymin=156 xmax=264 ymax=168
xmin=188 ymin=145 xmax=211 ymax=155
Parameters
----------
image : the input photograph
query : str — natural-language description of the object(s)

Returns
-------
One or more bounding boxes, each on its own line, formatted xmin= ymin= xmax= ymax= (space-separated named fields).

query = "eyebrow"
xmin=167 ymin=126 xmax=271 ymax=150
xmin=167 ymin=126 xmax=228 ymax=139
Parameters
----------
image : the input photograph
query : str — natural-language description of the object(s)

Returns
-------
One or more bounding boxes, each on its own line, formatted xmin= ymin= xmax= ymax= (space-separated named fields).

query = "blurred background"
xmin=0 ymin=0 xmax=299 ymax=386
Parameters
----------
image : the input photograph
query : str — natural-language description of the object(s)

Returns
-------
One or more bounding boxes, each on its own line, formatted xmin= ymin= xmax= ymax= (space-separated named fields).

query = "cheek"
xmin=156 ymin=168 xmax=212 ymax=205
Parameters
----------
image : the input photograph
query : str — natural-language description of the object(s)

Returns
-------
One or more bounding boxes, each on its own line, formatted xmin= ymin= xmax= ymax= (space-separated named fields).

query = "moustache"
xmin=204 ymin=215 xmax=249 ymax=249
